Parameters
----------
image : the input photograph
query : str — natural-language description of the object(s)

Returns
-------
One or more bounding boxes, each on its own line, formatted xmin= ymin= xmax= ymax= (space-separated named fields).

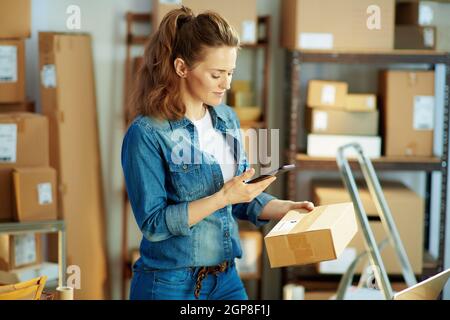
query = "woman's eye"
xmin=212 ymin=74 xmax=220 ymax=79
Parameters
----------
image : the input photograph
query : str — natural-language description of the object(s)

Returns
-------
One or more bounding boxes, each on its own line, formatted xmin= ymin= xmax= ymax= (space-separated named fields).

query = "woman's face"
xmin=184 ymin=46 xmax=237 ymax=107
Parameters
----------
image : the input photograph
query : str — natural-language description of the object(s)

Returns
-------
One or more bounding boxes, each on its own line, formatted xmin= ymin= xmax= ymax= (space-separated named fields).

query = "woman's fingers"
xmin=292 ymin=201 xmax=315 ymax=211
xmin=239 ymin=168 xmax=255 ymax=182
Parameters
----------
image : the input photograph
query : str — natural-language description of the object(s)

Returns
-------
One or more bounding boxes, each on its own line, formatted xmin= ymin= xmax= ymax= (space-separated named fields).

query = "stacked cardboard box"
xmin=39 ymin=32 xmax=108 ymax=299
xmin=312 ymin=180 xmax=424 ymax=275
xmin=395 ymin=1 xmax=436 ymax=50
xmin=152 ymin=0 xmax=258 ymax=45
xmin=281 ymin=0 xmax=395 ymax=51
xmin=0 ymin=0 xmax=30 ymax=111
xmin=379 ymin=70 xmax=435 ymax=157
xmin=306 ymin=80 xmax=381 ymax=158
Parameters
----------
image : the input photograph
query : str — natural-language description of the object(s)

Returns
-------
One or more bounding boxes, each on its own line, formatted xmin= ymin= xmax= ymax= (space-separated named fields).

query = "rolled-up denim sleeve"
xmin=121 ymin=123 xmax=192 ymax=242
xmin=232 ymin=192 xmax=277 ymax=227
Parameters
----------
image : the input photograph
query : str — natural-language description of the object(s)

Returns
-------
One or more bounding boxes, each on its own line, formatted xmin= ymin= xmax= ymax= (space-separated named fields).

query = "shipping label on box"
xmin=264 ymin=203 xmax=357 ymax=268
xmin=41 ymin=64 xmax=57 ymax=88
xmin=307 ymin=134 xmax=382 ymax=158
xmin=0 ymin=46 xmax=18 ymax=83
xmin=413 ymin=96 xmax=435 ymax=131
xmin=0 ymin=124 xmax=17 ymax=163
xmin=299 ymin=33 xmax=334 ymax=50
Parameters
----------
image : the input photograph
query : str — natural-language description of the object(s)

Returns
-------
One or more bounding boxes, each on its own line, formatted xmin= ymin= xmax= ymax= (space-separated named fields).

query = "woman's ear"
xmin=174 ymin=58 xmax=188 ymax=78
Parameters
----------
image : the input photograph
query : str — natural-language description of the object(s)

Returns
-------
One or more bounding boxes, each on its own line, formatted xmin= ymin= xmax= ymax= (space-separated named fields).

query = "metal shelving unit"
xmin=284 ymin=50 xmax=450 ymax=293
xmin=0 ymin=220 xmax=67 ymax=288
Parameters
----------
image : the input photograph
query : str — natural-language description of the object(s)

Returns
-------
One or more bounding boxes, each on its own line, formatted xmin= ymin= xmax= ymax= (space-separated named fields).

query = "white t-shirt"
xmin=192 ymin=108 xmax=237 ymax=183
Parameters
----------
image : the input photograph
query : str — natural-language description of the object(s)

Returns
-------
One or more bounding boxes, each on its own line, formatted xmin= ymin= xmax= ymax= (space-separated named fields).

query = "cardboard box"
xmin=0 ymin=113 xmax=49 ymax=221
xmin=0 ymin=113 xmax=49 ymax=168
xmin=0 ymin=101 xmax=35 ymax=114
xmin=12 ymin=167 xmax=58 ymax=222
xmin=346 ymin=94 xmax=377 ymax=112
xmin=312 ymin=180 xmax=424 ymax=274
xmin=307 ymin=108 xmax=379 ymax=136
xmin=281 ymin=0 xmax=395 ymax=51
xmin=395 ymin=25 xmax=436 ymax=50
xmin=0 ymin=39 xmax=26 ymax=103
xmin=236 ymin=231 xmax=262 ymax=279
xmin=153 ymin=0 xmax=257 ymax=44
xmin=39 ymin=32 xmax=108 ymax=299
xmin=0 ymin=0 xmax=31 ymax=38
xmin=307 ymin=80 xmax=348 ymax=109
xmin=264 ymin=203 xmax=357 ymax=268
xmin=0 ymin=262 xmax=58 ymax=285
xmin=307 ymin=134 xmax=382 ymax=158
xmin=0 ymin=233 xmax=41 ymax=271
xmin=228 ymin=91 xmax=255 ymax=107
xmin=379 ymin=70 xmax=435 ymax=157
xmin=395 ymin=1 xmax=434 ymax=26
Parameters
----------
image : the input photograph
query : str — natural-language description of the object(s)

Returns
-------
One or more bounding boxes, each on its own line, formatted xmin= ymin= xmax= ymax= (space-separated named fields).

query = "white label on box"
xmin=41 ymin=64 xmax=57 ymax=88
xmin=414 ymin=96 xmax=435 ymax=130
xmin=366 ymin=96 xmax=375 ymax=110
xmin=37 ymin=183 xmax=53 ymax=205
xmin=423 ymin=27 xmax=435 ymax=48
xmin=159 ymin=0 xmax=182 ymax=4
xmin=14 ymin=234 xmax=37 ymax=267
xmin=241 ymin=20 xmax=256 ymax=43
xmin=299 ymin=33 xmax=334 ymax=50
xmin=419 ymin=4 xmax=434 ymax=26
xmin=0 ymin=46 xmax=18 ymax=83
xmin=271 ymin=219 xmax=299 ymax=233
xmin=236 ymin=237 xmax=258 ymax=274
xmin=0 ymin=124 xmax=17 ymax=163
xmin=313 ymin=111 xmax=328 ymax=131
xmin=319 ymin=247 xmax=357 ymax=274
xmin=321 ymin=85 xmax=336 ymax=105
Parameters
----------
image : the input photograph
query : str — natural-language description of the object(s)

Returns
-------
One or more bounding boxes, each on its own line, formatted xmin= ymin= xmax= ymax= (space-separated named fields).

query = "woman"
xmin=121 ymin=7 xmax=314 ymax=300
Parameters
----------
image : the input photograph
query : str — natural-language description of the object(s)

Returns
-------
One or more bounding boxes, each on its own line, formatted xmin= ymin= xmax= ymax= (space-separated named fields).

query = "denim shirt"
xmin=121 ymin=104 xmax=277 ymax=270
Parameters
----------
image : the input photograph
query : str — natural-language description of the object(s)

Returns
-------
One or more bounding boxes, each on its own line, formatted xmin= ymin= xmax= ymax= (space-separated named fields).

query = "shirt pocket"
xmin=167 ymin=162 xmax=205 ymax=199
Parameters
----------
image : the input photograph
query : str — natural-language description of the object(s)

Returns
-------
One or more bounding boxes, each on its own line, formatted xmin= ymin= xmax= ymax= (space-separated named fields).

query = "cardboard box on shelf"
xmin=236 ymin=231 xmax=262 ymax=280
xmin=281 ymin=0 xmax=395 ymax=51
xmin=0 ymin=101 xmax=35 ymax=114
xmin=0 ymin=262 xmax=58 ymax=285
xmin=12 ymin=167 xmax=58 ymax=222
xmin=39 ymin=32 xmax=108 ymax=299
xmin=231 ymin=80 xmax=251 ymax=92
xmin=307 ymin=108 xmax=379 ymax=136
xmin=228 ymin=91 xmax=255 ymax=108
xmin=307 ymin=80 xmax=348 ymax=109
xmin=307 ymin=134 xmax=382 ymax=158
xmin=312 ymin=180 xmax=424 ymax=274
xmin=0 ymin=39 xmax=26 ymax=103
xmin=152 ymin=0 xmax=257 ymax=44
xmin=395 ymin=1 xmax=434 ymax=26
xmin=395 ymin=25 xmax=436 ymax=50
xmin=0 ymin=0 xmax=31 ymax=38
xmin=346 ymin=94 xmax=377 ymax=112
xmin=264 ymin=203 xmax=357 ymax=268
xmin=0 ymin=113 xmax=49 ymax=221
xmin=379 ymin=70 xmax=435 ymax=157
xmin=0 ymin=233 xmax=41 ymax=271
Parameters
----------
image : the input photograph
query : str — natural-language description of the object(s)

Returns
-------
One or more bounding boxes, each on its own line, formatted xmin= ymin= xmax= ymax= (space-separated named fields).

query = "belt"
xmin=194 ymin=261 xmax=229 ymax=299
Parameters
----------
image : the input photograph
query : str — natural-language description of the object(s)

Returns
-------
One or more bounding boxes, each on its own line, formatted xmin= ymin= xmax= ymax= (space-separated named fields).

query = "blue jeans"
xmin=129 ymin=262 xmax=248 ymax=300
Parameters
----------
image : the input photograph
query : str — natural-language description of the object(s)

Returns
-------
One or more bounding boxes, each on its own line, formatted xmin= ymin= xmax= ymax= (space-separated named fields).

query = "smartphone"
xmin=245 ymin=164 xmax=296 ymax=184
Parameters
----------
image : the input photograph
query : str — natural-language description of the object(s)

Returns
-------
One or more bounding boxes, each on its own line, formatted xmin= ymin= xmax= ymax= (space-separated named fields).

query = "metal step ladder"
xmin=334 ymin=143 xmax=417 ymax=300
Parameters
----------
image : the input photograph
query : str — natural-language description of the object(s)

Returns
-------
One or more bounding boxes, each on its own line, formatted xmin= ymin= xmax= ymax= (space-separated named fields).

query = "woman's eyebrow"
xmin=209 ymin=68 xmax=235 ymax=72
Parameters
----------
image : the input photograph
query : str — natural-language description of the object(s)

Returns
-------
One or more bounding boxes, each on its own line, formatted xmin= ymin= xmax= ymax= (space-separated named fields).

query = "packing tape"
xmin=56 ymin=286 xmax=74 ymax=300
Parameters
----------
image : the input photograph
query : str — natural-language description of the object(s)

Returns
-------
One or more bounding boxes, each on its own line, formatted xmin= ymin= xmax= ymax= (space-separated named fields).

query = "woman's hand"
xmin=217 ymin=168 xmax=276 ymax=207
xmin=259 ymin=199 xmax=315 ymax=221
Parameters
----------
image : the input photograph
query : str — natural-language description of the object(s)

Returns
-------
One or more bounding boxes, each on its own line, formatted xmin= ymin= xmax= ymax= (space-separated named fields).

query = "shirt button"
xmin=225 ymin=232 xmax=230 ymax=238
xmin=182 ymin=164 xmax=188 ymax=170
